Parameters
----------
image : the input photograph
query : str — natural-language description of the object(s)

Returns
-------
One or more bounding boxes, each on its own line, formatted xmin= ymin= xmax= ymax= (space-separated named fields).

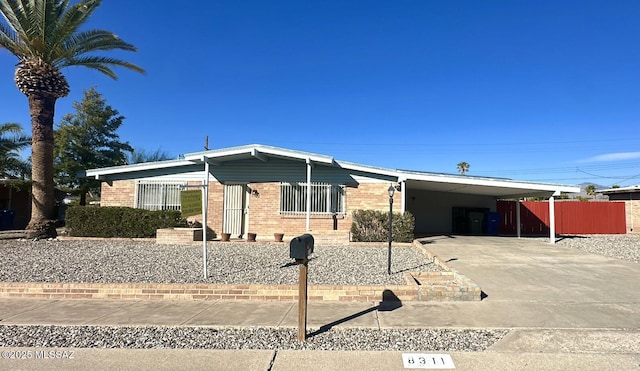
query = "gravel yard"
xmin=0 ymin=240 xmax=440 ymax=285
xmin=0 ymin=325 xmax=507 ymax=352
xmin=555 ymin=234 xmax=640 ymax=263
xmin=0 ymin=235 xmax=636 ymax=286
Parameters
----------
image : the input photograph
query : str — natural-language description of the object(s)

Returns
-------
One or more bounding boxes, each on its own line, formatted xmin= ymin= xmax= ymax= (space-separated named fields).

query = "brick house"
xmin=83 ymin=144 xmax=579 ymax=242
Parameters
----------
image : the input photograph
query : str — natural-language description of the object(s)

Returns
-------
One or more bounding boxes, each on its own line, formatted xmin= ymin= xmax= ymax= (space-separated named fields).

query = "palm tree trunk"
xmin=26 ymin=94 xmax=58 ymax=235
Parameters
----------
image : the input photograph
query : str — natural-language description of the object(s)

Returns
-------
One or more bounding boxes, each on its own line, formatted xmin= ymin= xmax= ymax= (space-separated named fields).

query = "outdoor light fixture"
xmin=387 ymin=185 xmax=395 ymax=275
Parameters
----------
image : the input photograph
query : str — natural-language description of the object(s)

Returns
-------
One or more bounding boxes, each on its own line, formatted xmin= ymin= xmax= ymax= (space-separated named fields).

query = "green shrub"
xmin=351 ymin=209 xmax=415 ymax=243
xmin=65 ymin=206 xmax=187 ymax=238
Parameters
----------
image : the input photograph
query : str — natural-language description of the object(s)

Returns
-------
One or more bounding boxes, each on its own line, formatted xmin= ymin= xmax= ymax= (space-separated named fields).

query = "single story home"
xmin=598 ymin=185 xmax=640 ymax=233
xmin=83 ymin=144 xmax=580 ymax=243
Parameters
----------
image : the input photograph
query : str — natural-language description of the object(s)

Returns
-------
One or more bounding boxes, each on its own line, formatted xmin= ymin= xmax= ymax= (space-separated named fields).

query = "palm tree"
xmin=0 ymin=0 xmax=143 ymax=235
xmin=0 ymin=122 xmax=31 ymax=178
xmin=457 ymin=161 xmax=470 ymax=176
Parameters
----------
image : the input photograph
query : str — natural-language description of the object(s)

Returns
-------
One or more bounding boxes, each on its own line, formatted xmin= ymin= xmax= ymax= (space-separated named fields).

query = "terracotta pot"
xmin=274 ymin=233 xmax=284 ymax=242
xmin=247 ymin=233 xmax=257 ymax=242
xmin=221 ymin=233 xmax=231 ymax=242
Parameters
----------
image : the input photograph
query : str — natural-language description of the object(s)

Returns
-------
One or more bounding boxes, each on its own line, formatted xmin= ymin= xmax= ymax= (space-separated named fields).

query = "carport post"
xmin=202 ymin=158 xmax=210 ymax=278
xmin=305 ymin=159 xmax=312 ymax=231
xmin=399 ymin=179 xmax=406 ymax=213
xmin=549 ymin=194 xmax=556 ymax=244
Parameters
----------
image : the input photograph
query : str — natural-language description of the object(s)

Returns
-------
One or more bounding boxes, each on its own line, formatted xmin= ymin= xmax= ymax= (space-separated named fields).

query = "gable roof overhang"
xmin=82 ymin=144 xmax=580 ymax=198
xmin=183 ymin=144 xmax=336 ymax=167
xmin=83 ymin=159 xmax=195 ymax=180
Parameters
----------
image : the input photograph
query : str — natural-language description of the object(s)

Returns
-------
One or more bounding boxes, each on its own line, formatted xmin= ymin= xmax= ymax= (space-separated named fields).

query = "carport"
xmin=393 ymin=171 xmax=580 ymax=243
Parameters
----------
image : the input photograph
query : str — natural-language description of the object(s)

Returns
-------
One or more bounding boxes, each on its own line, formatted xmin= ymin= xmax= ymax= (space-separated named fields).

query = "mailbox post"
xmin=289 ymin=234 xmax=314 ymax=341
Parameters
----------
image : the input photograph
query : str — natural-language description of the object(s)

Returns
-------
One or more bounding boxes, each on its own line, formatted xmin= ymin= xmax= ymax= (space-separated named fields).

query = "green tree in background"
xmin=127 ymin=147 xmax=173 ymax=164
xmin=54 ymin=87 xmax=133 ymax=205
xmin=585 ymin=184 xmax=596 ymax=198
xmin=0 ymin=122 xmax=31 ymax=178
xmin=457 ymin=161 xmax=470 ymax=176
xmin=0 ymin=0 xmax=143 ymax=235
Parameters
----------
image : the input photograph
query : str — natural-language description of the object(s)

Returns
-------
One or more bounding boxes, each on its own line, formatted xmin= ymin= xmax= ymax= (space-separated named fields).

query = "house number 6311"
xmin=401 ymin=353 xmax=455 ymax=369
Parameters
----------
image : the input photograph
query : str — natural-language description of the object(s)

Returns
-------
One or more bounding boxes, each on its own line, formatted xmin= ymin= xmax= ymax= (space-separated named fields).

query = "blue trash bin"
xmin=486 ymin=212 xmax=500 ymax=235
xmin=0 ymin=209 xmax=15 ymax=230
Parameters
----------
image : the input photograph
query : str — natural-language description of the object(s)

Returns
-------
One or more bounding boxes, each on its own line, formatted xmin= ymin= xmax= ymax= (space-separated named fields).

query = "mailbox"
xmin=289 ymin=234 xmax=314 ymax=259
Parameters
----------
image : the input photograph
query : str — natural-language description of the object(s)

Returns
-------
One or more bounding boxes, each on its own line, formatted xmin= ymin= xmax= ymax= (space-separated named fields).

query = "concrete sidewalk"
xmin=1 ymin=236 xmax=639 ymax=370
xmin=1 ymin=298 xmax=639 ymax=370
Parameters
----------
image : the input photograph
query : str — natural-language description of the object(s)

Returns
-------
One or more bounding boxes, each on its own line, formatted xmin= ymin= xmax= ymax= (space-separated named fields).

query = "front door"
xmin=223 ymin=184 xmax=248 ymax=238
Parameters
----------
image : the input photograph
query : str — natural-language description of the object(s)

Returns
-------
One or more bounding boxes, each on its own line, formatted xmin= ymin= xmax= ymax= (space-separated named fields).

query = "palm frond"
xmin=0 ymin=122 xmax=25 ymax=134
xmin=62 ymin=55 xmax=143 ymax=78
xmin=0 ymin=1 xmax=26 ymax=39
xmin=48 ymin=0 xmax=99 ymax=60
xmin=53 ymin=29 xmax=139 ymax=67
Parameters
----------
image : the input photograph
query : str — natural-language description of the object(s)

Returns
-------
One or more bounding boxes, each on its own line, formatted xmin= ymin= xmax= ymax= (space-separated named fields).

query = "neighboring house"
xmin=598 ymin=186 xmax=640 ymax=234
xmin=0 ymin=179 xmax=69 ymax=230
xmin=0 ymin=179 xmax=30 ymax=230
xmin=83 ymin=144 xmax=579 ymax=242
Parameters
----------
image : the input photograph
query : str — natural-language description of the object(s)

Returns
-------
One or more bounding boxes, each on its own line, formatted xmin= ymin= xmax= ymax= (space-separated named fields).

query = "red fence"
xmin=497 ymin=201 xmax=626 ymax=235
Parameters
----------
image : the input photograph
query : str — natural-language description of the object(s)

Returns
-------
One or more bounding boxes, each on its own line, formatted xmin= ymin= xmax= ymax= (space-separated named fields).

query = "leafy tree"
xmin=612 ymin=184 xmax=620 ymax=189
xmin=457 ymin=161 xmax=470 ymax=175
xmin=585 ymin=184 xmax=596 ymax=198
xmin=54 ymin=87 xmax=133 ymax=205
xmin=0 ymin=122 xmax=31 ymax=178
xmin=127 ymin=147 xmax=173 ymax=164
xmin=0 ymin=0 xmax=143 ymax=235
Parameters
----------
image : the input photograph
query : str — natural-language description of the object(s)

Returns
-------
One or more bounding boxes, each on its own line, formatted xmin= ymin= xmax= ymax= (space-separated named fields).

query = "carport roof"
xmin=399 ymin=172 xmax=578 ymax=199
xmin=84 ymin=144 xmax=579 ymax=198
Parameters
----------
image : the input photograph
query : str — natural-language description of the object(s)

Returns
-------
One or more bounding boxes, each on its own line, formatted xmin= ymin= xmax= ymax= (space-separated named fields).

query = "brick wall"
xmin=101 ymin=180 xmax=135 ymax=208
xmin=626 ymin=200 xmax=639 ymax=233
xmin=100 ymin=180 xmax=401 ymax=239
xmin=242 ymin=182 xmax=400 ymax=238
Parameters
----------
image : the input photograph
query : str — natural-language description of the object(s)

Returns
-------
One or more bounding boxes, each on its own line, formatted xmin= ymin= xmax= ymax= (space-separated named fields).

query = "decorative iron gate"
xmin=223 ymin=184 xmax=247 ymax=238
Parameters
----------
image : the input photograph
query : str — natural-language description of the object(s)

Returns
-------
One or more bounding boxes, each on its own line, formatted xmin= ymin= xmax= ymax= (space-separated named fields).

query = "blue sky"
xmin=1 ymin=0 xmax=639 ymax=187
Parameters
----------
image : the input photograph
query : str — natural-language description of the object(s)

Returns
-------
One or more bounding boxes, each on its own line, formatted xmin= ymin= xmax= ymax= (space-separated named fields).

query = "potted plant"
xmin=221 ymin=232 xmax=231 ymax=242
xmin=274 ymin=233 xmax=284 ymax=242
xmin=247 ymin=233 xmax=257 ymax=242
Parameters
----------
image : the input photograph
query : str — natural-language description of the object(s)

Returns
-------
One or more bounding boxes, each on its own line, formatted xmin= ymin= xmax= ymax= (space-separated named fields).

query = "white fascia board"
xmin=401 ymin=171 xmax=580 ymax=193
xmin=184 ymin=146 xmax=252 ymax=162
xmin=335 ymin=161 xmax=401 ymax=178
xmin=83 ymin=159 xmax=194 ymax=178
xmin=184 ymin=144 xmax=334 ymax=165
xmin=259 ymin=146 xmax=334 ymax=164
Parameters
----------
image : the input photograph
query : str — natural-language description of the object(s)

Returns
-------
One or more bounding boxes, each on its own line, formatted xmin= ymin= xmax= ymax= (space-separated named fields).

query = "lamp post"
xmin=387 ymin=185 xmax=395 ymax=275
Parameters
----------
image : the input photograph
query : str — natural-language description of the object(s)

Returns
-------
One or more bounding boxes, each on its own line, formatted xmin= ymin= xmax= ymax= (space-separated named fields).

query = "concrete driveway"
xmin=401 ymin=235 xmax=640 ymax=330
